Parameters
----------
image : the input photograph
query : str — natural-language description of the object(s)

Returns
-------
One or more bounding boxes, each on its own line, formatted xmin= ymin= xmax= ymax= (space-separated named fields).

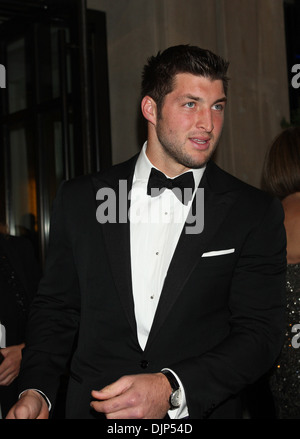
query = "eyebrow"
xmin=179 ymin=94 xmax=227 ymax=104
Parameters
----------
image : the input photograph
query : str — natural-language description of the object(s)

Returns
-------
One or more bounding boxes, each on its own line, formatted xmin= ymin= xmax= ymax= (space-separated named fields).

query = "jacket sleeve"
xmin=18 ymin=181 xmax=81 ymax=406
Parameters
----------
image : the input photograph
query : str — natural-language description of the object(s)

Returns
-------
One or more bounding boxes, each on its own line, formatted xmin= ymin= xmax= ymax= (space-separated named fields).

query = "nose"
xmin=196 ymin=108 xmax=214 ymax=133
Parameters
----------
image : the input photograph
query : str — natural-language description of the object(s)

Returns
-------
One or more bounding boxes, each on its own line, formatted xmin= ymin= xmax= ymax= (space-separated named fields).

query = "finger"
xmin=0 ymin=368 xmax=12 ymax=384
xmin=92 ymin=376 xmax=132 ymax=400
xmin=0 ymin=373 xmax=16 ymax=386
xmin=91 ymin=392 xmax=146 ymax=419
xmin=90 ymin=400 xmax=136 ymax=419
xmin=91 ymin=389 xmax=135 ymax=415
xmin=0 ymin=358 xmax=7 ymax=373
xmin=105 ymin=408 xmax=142 ymax=419
xmin=91 ymin=389 xmax=111 ymax=401
xmin=0 ymin=362 xmax=18 ymax=384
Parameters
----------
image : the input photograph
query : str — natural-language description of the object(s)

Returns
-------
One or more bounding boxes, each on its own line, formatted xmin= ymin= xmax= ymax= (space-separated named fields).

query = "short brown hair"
xmin=141 ymin=45 xmax=229 ymax=111
xmin=262 ymin=126 xmax=300 ymax=199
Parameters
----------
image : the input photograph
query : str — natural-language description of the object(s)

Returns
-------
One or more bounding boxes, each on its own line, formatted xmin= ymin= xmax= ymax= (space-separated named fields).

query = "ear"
xmin=141 ymin=96 xmax=157 ymax=125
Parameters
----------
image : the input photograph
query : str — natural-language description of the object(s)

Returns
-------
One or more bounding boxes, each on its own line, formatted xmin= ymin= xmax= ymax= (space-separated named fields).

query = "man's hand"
xmin=0 ymin=344 xmax=24 ymax=386
xmin=5 ymin=390 xmax=49 ymax=419
xmin=90 ymin=373 xmax=172 ymax=419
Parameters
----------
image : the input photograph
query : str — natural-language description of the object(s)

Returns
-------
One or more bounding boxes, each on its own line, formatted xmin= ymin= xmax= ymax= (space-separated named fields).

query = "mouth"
xmin=189 ymin=137 xmax=211 ymax=150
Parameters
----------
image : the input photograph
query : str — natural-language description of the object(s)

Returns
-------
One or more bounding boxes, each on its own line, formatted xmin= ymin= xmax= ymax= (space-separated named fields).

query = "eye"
xmin=185 ymin=102 xmax=195 ymax=108
xmin=212 ymin=103 xmax=224 ymax=111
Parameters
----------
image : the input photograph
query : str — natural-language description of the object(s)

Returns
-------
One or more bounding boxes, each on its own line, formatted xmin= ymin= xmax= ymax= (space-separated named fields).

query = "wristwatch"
xmin=161 ymin=370 xmax=182 ymax=410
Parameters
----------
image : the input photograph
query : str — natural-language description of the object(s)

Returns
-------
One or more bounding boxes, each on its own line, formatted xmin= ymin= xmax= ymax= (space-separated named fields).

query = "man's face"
xmin=153 ymin=73 xmax=226 ymax=175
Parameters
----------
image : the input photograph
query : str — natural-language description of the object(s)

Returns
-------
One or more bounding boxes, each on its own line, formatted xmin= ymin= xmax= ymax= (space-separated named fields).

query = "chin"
xmin=185 ymin=153 xmax=212 ymax=169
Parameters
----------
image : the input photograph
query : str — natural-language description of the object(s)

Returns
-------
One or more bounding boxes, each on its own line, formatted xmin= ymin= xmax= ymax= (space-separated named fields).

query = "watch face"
xmin=170 ymin=389 xmax=181 ymax=408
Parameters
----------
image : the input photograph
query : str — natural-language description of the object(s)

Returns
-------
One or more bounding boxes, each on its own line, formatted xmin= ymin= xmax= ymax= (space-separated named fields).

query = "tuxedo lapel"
xmin=91 ymin=155 xmax=140 ymax=341
xmin=145 ymin=161 xmax=242 ymax=351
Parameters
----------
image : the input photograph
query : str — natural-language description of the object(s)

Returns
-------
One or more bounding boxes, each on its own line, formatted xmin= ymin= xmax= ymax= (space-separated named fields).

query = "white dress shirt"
xmin=130 ymin=142 xmax=205 ymax=418
xmin=0 ymin=322 xmax=6 ymax=349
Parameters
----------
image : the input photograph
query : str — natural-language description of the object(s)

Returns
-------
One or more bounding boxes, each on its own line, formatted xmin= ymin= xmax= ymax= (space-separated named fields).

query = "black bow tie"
xmin=147 ymin=168 xmax=195 ymax=205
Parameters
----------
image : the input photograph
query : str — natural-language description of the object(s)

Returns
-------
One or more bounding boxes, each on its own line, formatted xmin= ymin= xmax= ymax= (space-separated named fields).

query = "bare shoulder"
xmin=283 ymin=193 xmax=300 ymax=222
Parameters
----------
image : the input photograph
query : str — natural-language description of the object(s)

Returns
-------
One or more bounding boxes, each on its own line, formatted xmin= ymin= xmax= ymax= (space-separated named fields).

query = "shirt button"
xmin=140 ymin=360 xmax=149 ymax=369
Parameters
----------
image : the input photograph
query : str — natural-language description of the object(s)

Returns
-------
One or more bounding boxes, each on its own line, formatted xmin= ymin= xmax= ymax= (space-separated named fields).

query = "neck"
xmin=145 ymin=133 xmax=190 ymax=177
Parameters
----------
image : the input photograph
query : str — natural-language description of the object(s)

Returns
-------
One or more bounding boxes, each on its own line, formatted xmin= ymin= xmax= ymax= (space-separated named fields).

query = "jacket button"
xmin=140 ymin=360 xmax=149 ymax=369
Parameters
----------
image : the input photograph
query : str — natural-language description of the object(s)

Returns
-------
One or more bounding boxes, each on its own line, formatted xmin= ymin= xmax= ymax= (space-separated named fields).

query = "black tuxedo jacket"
xmin=19 ymin=157 xmax=286 ymax=419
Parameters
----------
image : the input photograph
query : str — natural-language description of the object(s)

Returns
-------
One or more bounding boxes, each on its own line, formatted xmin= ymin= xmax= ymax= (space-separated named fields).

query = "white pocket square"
xmin=202 ymin=248 xmax=235 ymax=257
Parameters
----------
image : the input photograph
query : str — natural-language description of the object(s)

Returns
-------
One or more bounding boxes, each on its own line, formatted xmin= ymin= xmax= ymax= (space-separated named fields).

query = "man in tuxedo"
xmin=7 ymin=45 xmax=286 ymax=419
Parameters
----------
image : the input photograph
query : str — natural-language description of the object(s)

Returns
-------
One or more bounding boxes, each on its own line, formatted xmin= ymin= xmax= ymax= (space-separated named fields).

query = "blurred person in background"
xmin=262 ymin=126 xmax=300 ymax=418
